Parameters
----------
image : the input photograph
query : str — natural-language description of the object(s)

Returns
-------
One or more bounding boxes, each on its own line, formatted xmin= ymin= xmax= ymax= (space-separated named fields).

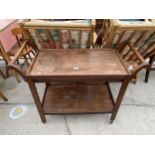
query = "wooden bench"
xmin=18 ymin=19 xmax=96 ymax=50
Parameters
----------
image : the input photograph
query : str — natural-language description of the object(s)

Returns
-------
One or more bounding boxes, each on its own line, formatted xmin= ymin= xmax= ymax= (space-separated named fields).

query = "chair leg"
xmin=0 ymin=91 xmax=8 ymax=101
xmin=12 ymin=70 xmax=20 ymax=83
xmin=145 ymin=56 xmax=154 ymax=83
xmin=4 ymin=62 xmax=20 ymax=83
xmin=16 ymin=59 xmax=20 ymax=65
xmin=23 ymin=55 xmax=30 ymax=67
xmin=0 ymin=69 xmax=6 ymax=79
xmin=28 ymin=53 xmax=32 ymax=62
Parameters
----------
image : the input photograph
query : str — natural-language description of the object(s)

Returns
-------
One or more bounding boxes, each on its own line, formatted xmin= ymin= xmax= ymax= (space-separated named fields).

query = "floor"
xmin=0 ymin=70 xmax=155 ymax=135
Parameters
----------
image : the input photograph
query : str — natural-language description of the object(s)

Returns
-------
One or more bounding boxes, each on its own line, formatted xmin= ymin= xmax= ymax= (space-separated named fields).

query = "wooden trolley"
xmin=7 ymin=40 xmax=150 ymax=123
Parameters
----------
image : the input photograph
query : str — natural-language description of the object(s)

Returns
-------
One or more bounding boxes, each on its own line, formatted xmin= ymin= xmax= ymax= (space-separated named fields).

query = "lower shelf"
xmin=43 ymin=84 xmax=114 ymax=114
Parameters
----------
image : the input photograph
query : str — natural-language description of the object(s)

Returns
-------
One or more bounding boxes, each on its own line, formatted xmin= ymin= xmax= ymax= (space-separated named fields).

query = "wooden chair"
xmin=10 ymin=27 xmax=36 ymax=66
xmin=0 ymin=40 xmax=20 ymax=82
xmin=0 ymin=69 xmax=8 ymax=101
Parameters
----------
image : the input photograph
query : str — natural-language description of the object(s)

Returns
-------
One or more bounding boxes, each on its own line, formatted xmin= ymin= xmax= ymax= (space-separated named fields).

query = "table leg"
xmin=27 ymin=79 xmax=46 ymax=123
xmin=110 ymin=78 xmax=130 ymax=123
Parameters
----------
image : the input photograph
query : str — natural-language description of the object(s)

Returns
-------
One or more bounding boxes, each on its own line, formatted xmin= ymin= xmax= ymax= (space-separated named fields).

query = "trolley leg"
xmin=27 ymin=79 xmax=46 ymax=123
xmin=110 ymin=78 xmax=130 ymax=123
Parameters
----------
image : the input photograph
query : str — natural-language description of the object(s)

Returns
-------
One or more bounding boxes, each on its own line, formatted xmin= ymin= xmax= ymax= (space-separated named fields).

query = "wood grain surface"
xmin=43 ymin=84 xmax=114 ymax=114
xmin=28 ymin=49 xmax=128 ymax=77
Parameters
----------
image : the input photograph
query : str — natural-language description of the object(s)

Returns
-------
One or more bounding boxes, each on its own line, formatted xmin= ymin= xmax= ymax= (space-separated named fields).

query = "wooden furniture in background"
xmin=11 ymin=27 xmax=24 ymax=47
xmin=0 ymin=36 xmax=35 ymax=83
xmin=18 ymin=19 xmax=96 ymax=50
xmin=0 ymin=91 xmax=8 ymax=102
xmin=7 ymin=41 xmax=149 ymax=123
xmin=0 ymin=20 xmax=19 ymax=52
xmin=95 ymin=19 xmax=155 ymax=82
xmin=0 ymin=69 xmax=5 ymax=79
xmin=0 ymin=69 xmax=8 ymax=101
xmin=145 ymin=55 xmax=155 ymax=82
xmin=95 ymin=19 xmax=104 ymax=47
xmin=0 ymin=40 xmax=20 ymax=82
xmin=10 ymin=27 xmax=36 ymax=66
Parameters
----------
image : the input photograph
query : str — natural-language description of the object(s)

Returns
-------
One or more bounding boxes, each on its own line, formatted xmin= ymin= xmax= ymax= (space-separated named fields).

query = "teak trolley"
xmin=7 ymin=41 xmax=150 ymax=123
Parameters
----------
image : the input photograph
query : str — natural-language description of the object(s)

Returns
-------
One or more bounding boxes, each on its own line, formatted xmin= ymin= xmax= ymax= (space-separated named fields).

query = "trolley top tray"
xmin=27 ymin=49 xmax=129 ymax=78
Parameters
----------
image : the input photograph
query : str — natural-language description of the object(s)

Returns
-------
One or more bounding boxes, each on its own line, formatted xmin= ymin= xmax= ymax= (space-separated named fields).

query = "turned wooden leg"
xmin=27 ymin=79 xmax=46 ymax=123
xmin=145 ymin=56 xmax=154 ymax=83
xmin=110 ymin=78 xmax=130 ymax=123
xmin=0 ymin=91 xmax=8 ymax=101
